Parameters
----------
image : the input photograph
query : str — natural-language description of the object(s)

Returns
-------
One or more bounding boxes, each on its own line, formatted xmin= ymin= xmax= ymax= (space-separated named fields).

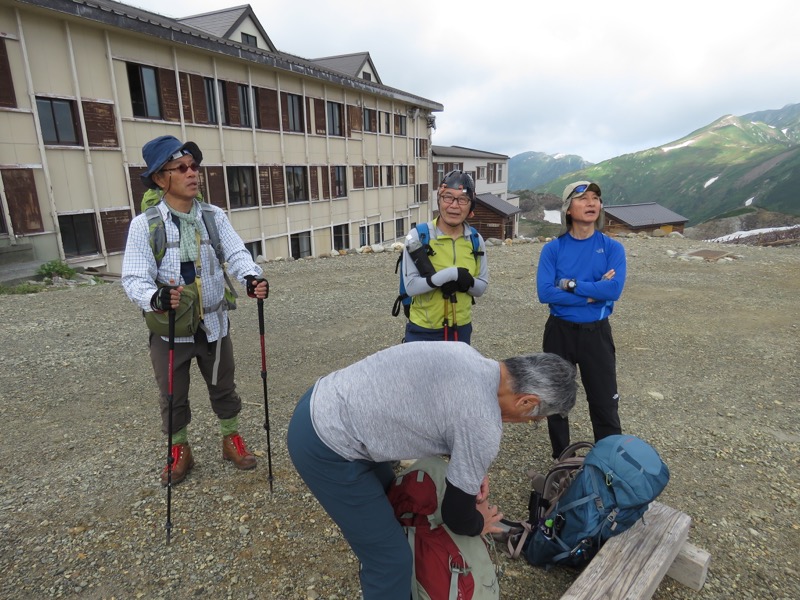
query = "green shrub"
xmin=36 ymin=260 xmax=76 ymax=280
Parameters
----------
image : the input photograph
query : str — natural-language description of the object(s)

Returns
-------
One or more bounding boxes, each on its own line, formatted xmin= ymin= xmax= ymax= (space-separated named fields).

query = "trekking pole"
xmin=442 ymin=296 xmax=449 ymax=341
xmin=257 ymin=297 xmax=274 ymax=493
xmin=165 ymin=306 xmax=175 ymax=545
xmin=450 ymin=294 xmax=458 ymax=342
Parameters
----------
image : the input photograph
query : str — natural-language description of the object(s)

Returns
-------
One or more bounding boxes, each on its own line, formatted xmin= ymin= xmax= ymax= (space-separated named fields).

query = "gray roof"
xmin=311 ymin=52 xmax=382 ymax=84
xmin=476 ymin=193 xmax=521 ymax=217
xmin=20 ymin=0 xmax=443 ymax=112
xmin=604 ymin=203 xmax=688 ymax=227
xmin=177 ymin=5 xmax=276 ymax=51
xmin=432 ymin=145 xmax=509 ymax=160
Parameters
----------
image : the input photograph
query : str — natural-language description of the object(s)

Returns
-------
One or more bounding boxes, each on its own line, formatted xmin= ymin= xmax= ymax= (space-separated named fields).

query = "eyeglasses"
xmin=161 ymin=162 xmax=199 ymax=174
xmin=440 ymin=193 xmax=471 ymax=206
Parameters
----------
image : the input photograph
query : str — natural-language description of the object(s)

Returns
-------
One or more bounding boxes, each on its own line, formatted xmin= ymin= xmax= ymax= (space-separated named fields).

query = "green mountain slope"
xmin=528 ymin=104 xmax=800 ymax=225
xmin=508 ymin=151 xmax=593 ymax=190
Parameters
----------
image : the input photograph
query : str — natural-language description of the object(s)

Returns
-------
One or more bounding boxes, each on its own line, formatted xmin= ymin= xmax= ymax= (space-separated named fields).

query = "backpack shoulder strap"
xmin=145 ymin=205 xmax=172 ymax=269
xmin=468 ymin=225 xmax=484 ymax=258
xmin=199 ymin=203 xmax=224 ymax=266
xmin=198 ymin=202 xmax=240 ymax=308
xmin=417 ymin=222 xmax=430 ymax=246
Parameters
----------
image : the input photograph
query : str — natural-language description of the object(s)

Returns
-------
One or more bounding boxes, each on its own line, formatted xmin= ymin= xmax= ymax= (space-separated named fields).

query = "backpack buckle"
xmin=449 ymin=556 xmax=471 ymax=576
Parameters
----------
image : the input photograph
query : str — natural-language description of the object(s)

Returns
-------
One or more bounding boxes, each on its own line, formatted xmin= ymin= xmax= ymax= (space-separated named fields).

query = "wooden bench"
xmin=560 ymin=502 xmax=710 ymax=600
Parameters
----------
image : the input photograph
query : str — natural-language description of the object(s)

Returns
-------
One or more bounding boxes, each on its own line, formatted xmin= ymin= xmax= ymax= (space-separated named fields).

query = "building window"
xmin=332 ymin=166 xmax=347 ymax=198
xmin=287 ymin=93 xmax=304 ymax=133
xmin=435 ymin=163 xmax=446 ymax=188
xmin=381 ymin=111 xmax=391 ymax=134
xmin=126 ymin=63 xmax=161 ymax=119
xmin=59 ymin=213 xmax=99 ymax=257
xmin=476 ymin=166 xmax=486 ymax=180
xmin=286 ymin=166 xmax=308 ymax=203
xmin=361 ymin=71 xmax=372 ymax=81
xmin=238 ymin=84 xmax=252 ymax=127
xmin=333 ymin=224 xmax=349 ymax=251
xmin=382 ymin=165 xmax=393 ymax=187
xmin=396 ymin=115 xmax=407 ymax=136
xmin=290 ymin=231 xmax=311 ymax=259
xmin=244 ymin=240 xmax=261 ymax=261
xmin=227 ymin=166 xmax=256 ymax=208
xmin=218 ymin=81 xmax=230 ymax=125
xmin=397 ymin=166 xmax=408 ymax=185
xmin=204 ymin=77 xmax=218 ymax=124
xmin=363 ymin=108 xmax=377 ymax=132
xmin=36 ymin=98 xmax=80 ymax=145
xmin=241 ymin=32 xmax=257 ymax=47
xmin=372 ymin=223 xmax=382 ymax=244
xmin=326 ymin=101 xmax=343 ymax=136
xmin=365 ymin=165 xmax=376 ymax=188
xmin=359 ymin=225 xmax=368 ymax=247
xmin=395 ymin=218 xmax=405 ymax=239
xmin=0 ymin=38 xmax=17 ymax=108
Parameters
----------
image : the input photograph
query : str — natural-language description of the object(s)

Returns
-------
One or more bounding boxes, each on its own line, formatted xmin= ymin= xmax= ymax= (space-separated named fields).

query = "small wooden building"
xmin=603 ymin=203 xmax=688 ymax=235
xmin=471 ymin=193 xmax=521 ymax=240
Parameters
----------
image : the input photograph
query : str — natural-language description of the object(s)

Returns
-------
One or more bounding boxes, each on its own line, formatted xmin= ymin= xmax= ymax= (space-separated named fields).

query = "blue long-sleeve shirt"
xmin=536 ymin=231 xmax=627 ymax=323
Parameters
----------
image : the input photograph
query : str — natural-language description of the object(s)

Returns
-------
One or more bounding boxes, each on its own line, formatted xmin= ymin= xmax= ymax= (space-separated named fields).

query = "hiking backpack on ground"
xmin=392 ymin=223 xmax=483 ymax=318
xmin=495 ymin=434 xmax=670 ymax=570
xmin=387 ymin=457 xmax=500 ymax=600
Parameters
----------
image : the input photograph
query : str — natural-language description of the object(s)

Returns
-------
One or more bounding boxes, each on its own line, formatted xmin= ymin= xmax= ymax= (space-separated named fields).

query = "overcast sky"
xmin=127 ymin=0 xmax=798 ymax=163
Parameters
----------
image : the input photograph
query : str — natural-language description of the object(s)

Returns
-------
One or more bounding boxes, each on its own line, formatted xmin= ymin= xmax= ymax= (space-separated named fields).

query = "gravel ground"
xmin=1 ymin=235 xmax=798 ymax=600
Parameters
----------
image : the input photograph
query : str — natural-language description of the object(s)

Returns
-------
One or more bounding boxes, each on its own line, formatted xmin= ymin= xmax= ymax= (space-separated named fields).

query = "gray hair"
xmin=502 ymin=353 xmax=577 ymax=418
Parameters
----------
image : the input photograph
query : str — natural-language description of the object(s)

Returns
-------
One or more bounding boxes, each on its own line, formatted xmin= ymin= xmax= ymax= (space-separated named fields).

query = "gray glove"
xmin=428 ymin=266 xmax=458 ymax=288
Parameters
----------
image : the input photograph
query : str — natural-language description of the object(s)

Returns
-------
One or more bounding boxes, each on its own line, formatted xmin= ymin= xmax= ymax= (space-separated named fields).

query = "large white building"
xmin=0 ymin=0 xmax=443 ymax=276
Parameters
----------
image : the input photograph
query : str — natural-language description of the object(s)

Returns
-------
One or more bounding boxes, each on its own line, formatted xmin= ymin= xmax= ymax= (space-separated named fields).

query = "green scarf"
xmin=166 ymin=202 xmax=202 ymax=263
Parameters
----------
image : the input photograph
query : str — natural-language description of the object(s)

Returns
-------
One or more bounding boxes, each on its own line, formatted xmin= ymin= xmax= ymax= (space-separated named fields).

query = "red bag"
xmin=387 ymin=457 xmax=499 ymax=600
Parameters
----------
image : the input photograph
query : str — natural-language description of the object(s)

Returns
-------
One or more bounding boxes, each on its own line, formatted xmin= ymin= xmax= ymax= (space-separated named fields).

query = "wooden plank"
xmin=560 ymin=502 xmax=691 ymax=600
xmin=666 ymin=542 xmax=711 ymax=591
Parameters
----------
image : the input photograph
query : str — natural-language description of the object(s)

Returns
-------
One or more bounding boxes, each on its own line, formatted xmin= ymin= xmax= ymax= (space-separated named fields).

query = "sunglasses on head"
xmin=571 ymin=184 xmax=589 ymax=196
xmin=161 ymin=162 xmax=199 ymax=174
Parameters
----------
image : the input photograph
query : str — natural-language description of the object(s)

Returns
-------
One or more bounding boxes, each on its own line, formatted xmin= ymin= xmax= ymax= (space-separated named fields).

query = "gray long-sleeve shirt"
xmin=310 ymin=341 xmax=502 ymax=495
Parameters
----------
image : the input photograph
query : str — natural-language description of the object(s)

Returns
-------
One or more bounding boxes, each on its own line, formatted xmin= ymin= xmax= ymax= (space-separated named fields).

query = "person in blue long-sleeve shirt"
xmin=536 ymin=181 xmax=626 ymax=458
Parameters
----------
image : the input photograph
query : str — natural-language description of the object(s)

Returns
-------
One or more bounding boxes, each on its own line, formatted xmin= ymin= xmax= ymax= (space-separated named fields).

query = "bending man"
xmin=287 ymin=342 xmax=576 ymax=600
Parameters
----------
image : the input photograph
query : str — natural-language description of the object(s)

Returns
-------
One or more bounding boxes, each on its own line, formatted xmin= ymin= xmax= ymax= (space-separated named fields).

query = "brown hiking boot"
xmin=160 ymin=443 xmax=194 ymax=486
xmin=222 ymin=433 xmax=257 ymax=470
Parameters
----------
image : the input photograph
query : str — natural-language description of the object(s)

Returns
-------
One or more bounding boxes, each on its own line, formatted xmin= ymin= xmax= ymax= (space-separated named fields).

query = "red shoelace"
xmin=229 ymin=434 xmax=249 ymax=456
xmin=163 ymin=444 xmax=184 ymax=473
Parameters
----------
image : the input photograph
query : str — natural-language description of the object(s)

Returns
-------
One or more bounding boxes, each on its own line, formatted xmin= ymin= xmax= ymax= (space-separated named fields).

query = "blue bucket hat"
xmin=140 ymin=135 xmax=203 ymax=189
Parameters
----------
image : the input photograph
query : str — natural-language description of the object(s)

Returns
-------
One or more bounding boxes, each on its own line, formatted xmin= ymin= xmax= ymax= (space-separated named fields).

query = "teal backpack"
xmin=521 ymin=435 xmax=670 ymax=569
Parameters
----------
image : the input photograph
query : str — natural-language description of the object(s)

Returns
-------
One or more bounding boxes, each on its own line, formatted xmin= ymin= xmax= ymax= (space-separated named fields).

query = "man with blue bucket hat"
xmin=122 ymin=135 xmax=269 ymax=486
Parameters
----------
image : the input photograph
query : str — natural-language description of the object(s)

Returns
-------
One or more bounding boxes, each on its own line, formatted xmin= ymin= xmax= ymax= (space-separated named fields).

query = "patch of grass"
xmin=0 ymin=282 xmax=48 ymax=295
xmin=36 ymin=260 xmax=76 ymax=280
xmin=519 ymin=218 xmax=561 ymax=239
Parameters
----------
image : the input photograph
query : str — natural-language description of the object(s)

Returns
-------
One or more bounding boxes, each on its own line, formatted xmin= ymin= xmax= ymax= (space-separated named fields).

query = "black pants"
xmin=542 ymin=315 xmax=622 ymax=459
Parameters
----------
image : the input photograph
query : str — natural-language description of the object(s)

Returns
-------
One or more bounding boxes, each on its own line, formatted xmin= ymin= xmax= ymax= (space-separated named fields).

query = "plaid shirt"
xmin=121 ymin=200 xmax=263 ymax=343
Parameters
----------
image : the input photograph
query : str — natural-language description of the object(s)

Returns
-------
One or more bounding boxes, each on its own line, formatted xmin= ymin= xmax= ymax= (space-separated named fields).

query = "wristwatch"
xmin=566 ymin=279 xmax=577 ymax=292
